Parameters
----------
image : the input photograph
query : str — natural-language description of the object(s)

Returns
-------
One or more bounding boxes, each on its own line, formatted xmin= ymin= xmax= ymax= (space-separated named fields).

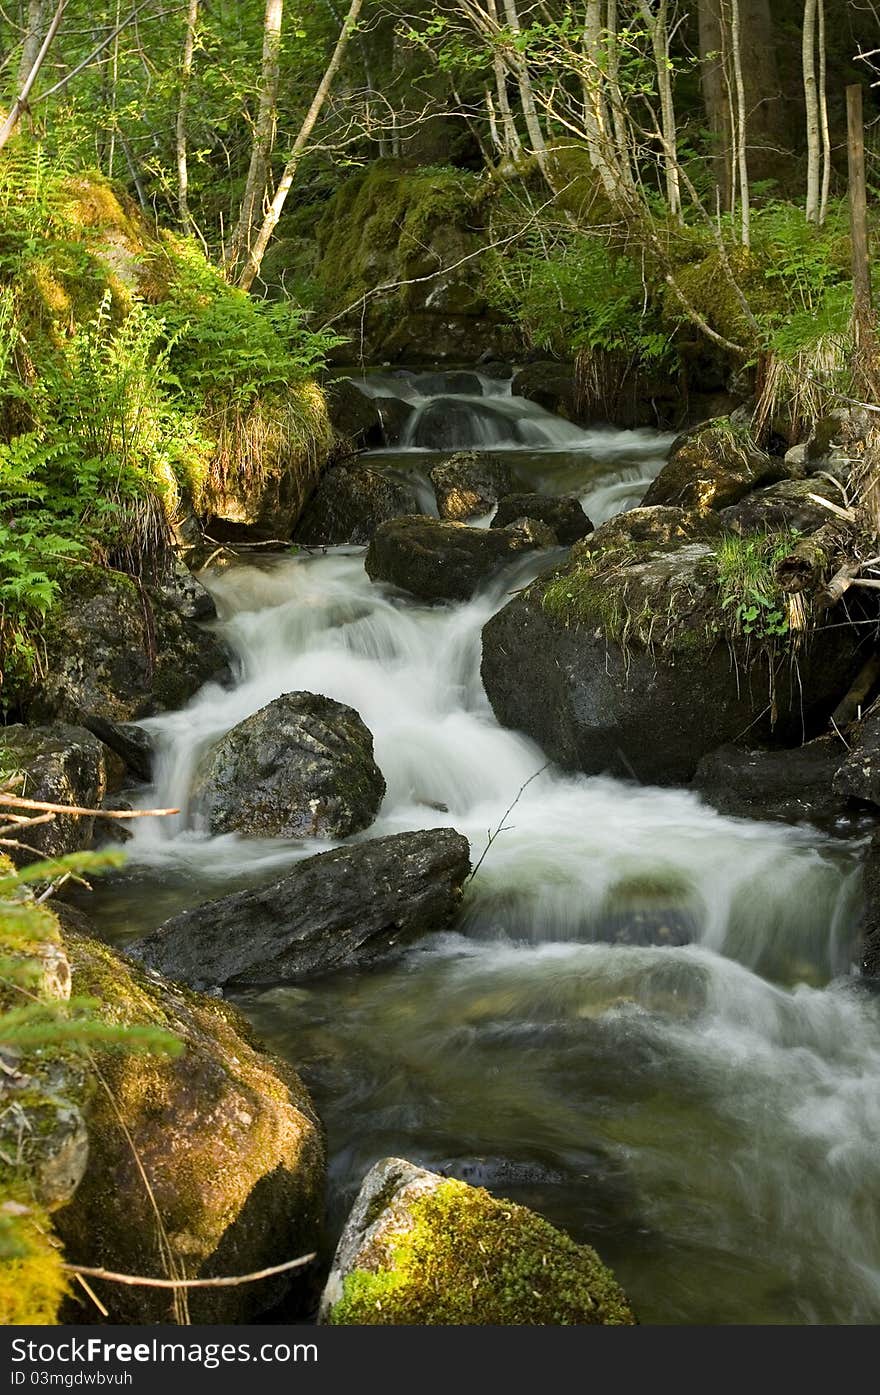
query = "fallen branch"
xmin=775 ymin=527 xmax=837 ymax=595
xmin=467 ymin=764 xmax=549 ymax=885
xmin=0 ymin=795 xmax=179 ymax=820
xmin=806 ymin=492 xmax=857 ymax=523
xmin=63 ymin=1253 xmax=316 ymax=1290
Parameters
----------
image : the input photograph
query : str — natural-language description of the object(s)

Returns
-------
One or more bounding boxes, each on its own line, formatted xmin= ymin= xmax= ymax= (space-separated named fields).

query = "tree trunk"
xmin=803 ymin=0 xmax=820 ymax=222
xmin=639 ymin=0 xmax=681 ymax=218
xmin=847 ymin=83 xmax=880 ymax=393
xmin=582 ymin=0 xmax=622 ymax=201
xmin=485 ymin=0 xmax=521 ymax=160
xmin=237 ymin=0 xmax=365 ymax=292
xmin=698 ymin=0 xmax=732 ymax=207
xmin=500 ymin=0 xmax=549 ymax=177
xmin=19 ymin=0 xmax=50 ymax=87
xmin=817 ymin=0 xmax=831 ymax=224
xmin=176 ymin=0 xmax=200 ymax=229
xmin=226 ymin=0 xmax=284 ymax=278
xmin=729 ymin=0 xmax=750 ymax=245
xmin=0 ymin=0 xmax=66 ymax=152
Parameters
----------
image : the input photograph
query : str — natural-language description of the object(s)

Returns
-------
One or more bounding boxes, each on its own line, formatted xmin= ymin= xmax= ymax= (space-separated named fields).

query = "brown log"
xmin=775 ymin=527 xmax=836 ymax=594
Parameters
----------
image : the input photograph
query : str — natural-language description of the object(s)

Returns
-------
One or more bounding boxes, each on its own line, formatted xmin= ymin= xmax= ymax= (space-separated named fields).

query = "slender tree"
xmin=176 ymin=0 xmax=200 ymax=229
xmin=226 ymin=0 xmax=285 ymax=278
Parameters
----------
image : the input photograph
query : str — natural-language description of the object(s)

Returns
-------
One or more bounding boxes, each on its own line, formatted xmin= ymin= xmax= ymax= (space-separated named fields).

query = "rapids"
xmin=85 ymin=371 xmax=880 ymax=1324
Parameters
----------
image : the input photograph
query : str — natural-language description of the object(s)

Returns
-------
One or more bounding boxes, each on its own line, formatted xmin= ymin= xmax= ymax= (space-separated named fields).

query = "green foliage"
xmin=715 ymin=531 xmax=800 ymax=641
xmin=329 ymin=1178 xmax=634 ymax=1326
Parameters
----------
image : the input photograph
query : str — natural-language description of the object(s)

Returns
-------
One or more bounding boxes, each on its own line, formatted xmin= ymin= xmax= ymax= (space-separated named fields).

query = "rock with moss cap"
xmin=642 ymin=418 xmax=786 ymax=512
xmin=719 ymin=477 xmax=840 ymax=537
xmin=365 ymin=515 xmax=556 ymax=603
xmin=53 ymin=931 xmax=325 ymax=1324
xmin=24 ymin=569 xmax=229 ymax=727
xmin=319 ymin=1157 xmax=635 ymax=1325
xmin=481 ymin=530 xmax=861 ymax=784
xmin=192 ymin=691 xmax=385 ymax=839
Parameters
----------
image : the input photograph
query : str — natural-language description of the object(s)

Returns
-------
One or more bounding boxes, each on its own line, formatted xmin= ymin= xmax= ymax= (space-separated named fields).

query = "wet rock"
xmin=642 ymin=418 xmax=786 ymax=512
xmin=719 ymin=477 xmax=840 ymax=537
xmin=192 ymin=692 xmax=385 ymax=840
xmin=130 ymin=829 xmax=471 ymax=989
xmin=411 ymin=371 xmax=485 ymax=396
xmin=0 ymin=724 xmax=106 ymax=861
xmin=294 ymin=464 xmax=420 ymax=546
xmin=325 ymin=378 xmax=383 ymax=448
xmin=373 ymin=395 xmax=415 ymax=446
xmin=572 ymin=506 xmax=724 ymax=560
xmin=81 ymin=716 xmax=154 ymax=784
xmin=833 ymin=706 xmax=880 ymax=809
xmin=54 ymin=933 xmax=324 ymax=1324
xmin=319 ymin=1157 xmax=635 ymax=1325
xmin=693 ymin=739 xmax=846 ymax=823
xmin=157 ymin=558 xmax=216 ymax=621
xmin=23 ymin=569 xmax=228 ymax=726
xmin=481 ymin=538 xmax=861 ymax=784
xmin=511 ymin=362 xmax=577 ymax=421
xmin=806 ymin=408 xmax=873 ymax=469
xmin=492 ymin=493 xmax=593 ymax=546
xmin=430 ymin=453 xmax=515 ymax=521
xmin=365 ymin=515 xmax=555 ymax=603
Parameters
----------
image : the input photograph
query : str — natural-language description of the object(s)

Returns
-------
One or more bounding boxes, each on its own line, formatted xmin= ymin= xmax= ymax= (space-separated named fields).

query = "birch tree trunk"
xmin=227 ymin=0 xmax=284 ymax=277
xmin=582 ymin=0 xmax=622 ymax=200
xmin=0 ymin=0 xmax=66 ymax=152
xmin=803 ymin=0 xmax=820 ymax=222
xmin=729 ymin=0 xmax=750 ymax=245
xmin=176 ymin=0 xmax=200 ymax=229
xmin=486 ymin=0 xmax=521 ymax=160
xmin=19 ymin=0 xmax=50 ymax=87
xmin=237 ymin=0 xmax=364 ymax=292
xmin=500 ymin=0 xmax=549 ymax=176
xmin=638 ymin=0 xmax=681 ymax=218
xmin=817 ymin=0 xmax=831 ymax=224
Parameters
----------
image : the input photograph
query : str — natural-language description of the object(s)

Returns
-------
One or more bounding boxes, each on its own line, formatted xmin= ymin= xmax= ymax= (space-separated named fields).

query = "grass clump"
xmin=329 ymin=1178 xmax=634 ymax=1326
xmin=715 ymin=530 xmax=803 ymax=643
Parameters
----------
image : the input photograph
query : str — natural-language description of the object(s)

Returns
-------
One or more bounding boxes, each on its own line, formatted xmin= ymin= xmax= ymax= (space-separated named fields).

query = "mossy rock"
xmin=642 ymin=418 xmax=786 ymax=512
xmin=53 ymin=933 xmax=325 ymax=1323
xmin=320 ymin=1158 xmax=634 ymax=1326
xmin=0 ymin=1198 xmax=69 ymax=1326
xmin=24 ymin=567 xmax=229 ymax=725
xmin=0 ymin=724 xmax=106 ymax=863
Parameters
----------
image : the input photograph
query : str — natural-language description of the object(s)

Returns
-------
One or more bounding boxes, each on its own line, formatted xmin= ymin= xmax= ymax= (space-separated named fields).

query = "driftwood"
xmin=775 ymin=527 xmax=838 ymax=595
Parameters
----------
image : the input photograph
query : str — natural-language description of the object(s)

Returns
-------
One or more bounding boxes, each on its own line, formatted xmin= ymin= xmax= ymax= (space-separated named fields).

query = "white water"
xmin=108 ymin=387 xmax=879 ymax=1324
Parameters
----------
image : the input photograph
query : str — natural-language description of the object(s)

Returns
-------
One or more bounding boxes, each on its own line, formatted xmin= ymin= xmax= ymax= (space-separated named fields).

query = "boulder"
xmin=571 ymin=506 xmax=724 ymax=560
xmin=130 ymin=828 xmax=471 ymax=989
xmin=192 ymin=692 xmax=385 ymax=840
xmin=324 ymin=378 xmax=383 ymax=448
xmin=693 ymin=739 xmax=847 ymax=823
xmin=23 ymin=569 xmax=228 ymax=726
xmin=481 ymin=534 xmax=861 ymax=784
xmin=81 ymin=715 xmax=154 ymax=784
xmin=861 ymin=832 xmax=880 ymax=976
xmin=642 ymin=418 xmax=786 ymax=512
xmin=806 ymin=408 xmax=873 ymax=469
xmin=511 ymin=362 xmax=578 ymax=421
xmin=294 ymin=464 xmax=421 ymax=546
xmin=719 ymin=477 xmax=840 ymax=537
xmin=373 ymin=395 xmax=415 ymax=446
xmin=833 ymin=706 xmax=880 ymax=809
xmin=0 ymin=724 xmax=106 ymax=861
xmin=319 ymin=1157 xmax=635 ymax=1325
xmin=156 ymin=558 xmax=217 ymax=621
xmin=492 ymin=493 xmax=593 ymax=546
xmin=365 ymin=515 xmax=556 ymax=604
xmin=53 ymin=933 xmax=324 ymax=1324
xmin=430 ymin=453 xmax=515 ymax=521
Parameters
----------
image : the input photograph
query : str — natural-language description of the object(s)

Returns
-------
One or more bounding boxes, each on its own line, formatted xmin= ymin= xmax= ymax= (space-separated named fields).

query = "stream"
xmin=82 ymin=370 xmax=880 ymax=1325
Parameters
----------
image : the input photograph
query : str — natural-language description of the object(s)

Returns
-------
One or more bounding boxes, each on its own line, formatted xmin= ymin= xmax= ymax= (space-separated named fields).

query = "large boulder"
xmin=481 ymin=529 xmax=861 ymax=784
xmin=53 ymin=932 xmax=325 ymax=1324
xmin=373 ymin=395 xmax=415 ymax=446
xmin=0 ymin=724 xmax=106 ymax=861
xmin=294 ymin=464 xmax=421 ymax=546
xmin=130 ymin=829 xmax=471 ymax=989
xmin=80 ymin=715 xmax=154 ymax=784
xmin=192 ymin=692 xmax=385 ymax=839
xmin=692 ymin=739 xmax=846 ymax=823
xmin=324 ymin=378 xmax=383 ymax=449
xmin=429 ymin=453 xmax=515 ymax=521
xmin=23 ymin=569 xmax=228 ymax=726
xmin=642 ymin=418 xmax=786 ymax=512
xmin=492 ymin=493 xmax=593 ymax=546
xmin=365 ymin=515 xmax=556 ymax=603
xmin=319 ymin=1158 xmax=635 ymax=1325
xmin=571 ymin=506 xmax=724 ymax=558
xmin=511 ymin=362 xmax=578 ymax=421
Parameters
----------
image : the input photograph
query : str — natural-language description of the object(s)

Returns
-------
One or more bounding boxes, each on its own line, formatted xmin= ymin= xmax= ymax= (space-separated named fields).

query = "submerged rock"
xmin=693 ymin=739 xmax=847 ymax=823
xmin=492 ymin=492 xmax=593 ymax=545
xmin=642 ymin=418 xmax=785 ymax=512
xmin=0 ymin=724 xmax=106 ymax=861
xmin=481 ymin=534 xmax=860 ymax=784
xmin=192 ymin=691 xmax=385 ymax=839
xmin=365 ymin=515 xmax=555 ymax=603
xmin=23 ymin=569 xmax=228 ymax=726
xmin=319 ymin=1157 xmax=635 ymax=1325
xmin=430 ymin=452 xmax=515 ymax=521
xmin=294 ymin=464 xmax=420 ymax=546
xmin=54 ymin=933 xmax=324 ymax=1324
xmin=130 ymin=829 xmax=471 ymax=989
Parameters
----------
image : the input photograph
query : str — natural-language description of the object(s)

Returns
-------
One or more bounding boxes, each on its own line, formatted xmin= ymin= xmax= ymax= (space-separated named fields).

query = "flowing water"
xmin=83 ymin=372 xmax=880 ymax=1325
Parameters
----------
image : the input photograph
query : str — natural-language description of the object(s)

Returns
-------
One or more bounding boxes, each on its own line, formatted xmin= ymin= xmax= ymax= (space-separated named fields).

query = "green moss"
xmin=329 ymin=1179 xmax=634 ymax=1326
xmin=0 ymin=1194 xmax=68 ymax=1326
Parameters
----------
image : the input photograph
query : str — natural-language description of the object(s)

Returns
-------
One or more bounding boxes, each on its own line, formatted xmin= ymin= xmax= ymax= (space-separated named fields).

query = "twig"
xmin=0 ymin=795 xmax=179 ymax=819
xmin=63 ymin=1254 xmax=316 ymax=1290
xmin=466 ymin=764 xmax=549 ymax=885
